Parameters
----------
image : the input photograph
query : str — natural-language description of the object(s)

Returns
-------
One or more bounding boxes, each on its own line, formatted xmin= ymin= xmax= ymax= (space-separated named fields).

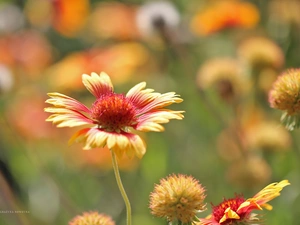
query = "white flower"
xmin=136 ymin=1 xmax=180 ymax=37
xmin=0 ymin=3 xmax=24 ymax=32
xmin=0 ymin=64 xmax=14 ymax=93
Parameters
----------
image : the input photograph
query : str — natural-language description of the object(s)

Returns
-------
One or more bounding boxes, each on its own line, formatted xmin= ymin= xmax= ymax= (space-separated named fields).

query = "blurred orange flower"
xmin=0 ymin=35 xmax=15 ymax=67
xmin=191 ymin=0 xmax=259 ymax=36
xmin=52 ymin=0 xmax=90 ymax=37
xmin=47 ymin=42 xmax=150 ymax=91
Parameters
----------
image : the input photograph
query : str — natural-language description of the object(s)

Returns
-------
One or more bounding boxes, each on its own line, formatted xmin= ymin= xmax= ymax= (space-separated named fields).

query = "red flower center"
xmin=212 ymin=195 xmax=245 ymax=224
xmin=91 ymin=92 xmax=137 ymax=132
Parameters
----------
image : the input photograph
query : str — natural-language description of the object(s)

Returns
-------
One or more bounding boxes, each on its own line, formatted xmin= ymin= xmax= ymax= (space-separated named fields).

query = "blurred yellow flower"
xmin=45 ymin=72 xmax=184 ymax=158
xmin=268 ymin=0 xmax=300 ymax=26
xmin=190 ymin=0 xmax=259 ymax=36
xmin=69 ymin=211 xmax=115 ymax=225
xmin=25 ymin=0 xmax=52 ymax=29
xmin=269 ymin=68 xmax=300 ymax=130
xmin=150 ymin=174 xmax=206 ymax=224
xmin=196 ymin=57 xmax=249 ymax=102
xmin=198 ymin=180 xmax=290 ymax=225
xmin=238 ymin=36 xmax=284 ymax=71
xmin=217 ymin=126 xmax=245 ymax=162
xmin=226 ymin=156 xmax=272 ymax=190
xmin=245 ymin=121 xmax=291 ymax=152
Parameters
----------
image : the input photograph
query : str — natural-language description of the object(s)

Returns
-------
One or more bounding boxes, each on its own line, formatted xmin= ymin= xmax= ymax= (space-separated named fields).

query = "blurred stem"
xmin=110 ymin=150 xmax=131 ymax=225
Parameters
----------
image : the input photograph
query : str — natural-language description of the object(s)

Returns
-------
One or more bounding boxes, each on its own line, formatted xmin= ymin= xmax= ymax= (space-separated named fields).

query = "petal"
xmin=107 ymin=133 xmax=118 ymax=149
xmin=136 ymin=110 xmax=184 ymax=132
xmin=114 ymin=134 xmax=130 ymax=150
xmin=46 ymin=92 xmax=90 ymax=113
xmin=68 ymin=128 xmax=91 ymax=145
xmin=219 ymin=207 xmax=240 ymax=223
xmin=111 ymin=144 xmax=125 ymax=159
xmin=85 ymin=128 xmax=109 ymax=149
xmin=198 ymin=218 xmax=219 ymax=225
xmin=136 ymin=122 xmax=165 ymax=132
xmin=126 ymin=133 xmax=146 ymax=158
xmin=106 ymin=132 xmax=130 ymax=149
xmin=69 ymin=127 xmax=110 ymax=150
xmin=246 ymin=180 xmax=290 ymax=209
xmin=136 ymin=92 xmax=183 ymax=115
xmin=45 ymin=92 xmax=93 ymax=127
xmin=82 ymin=72 xmax=113 ymax=98
xmin=126 ymin=81 xmax=147 ymax=98
xmin=126 ymin=82 xmax=162 ymax=108
xmin=237 ymin=200 xmax=262 ymax=214
xmin=126 ymin=82 xmax=183 ymax=118
xmin=109 ymin=134 xmax=130 ymax=158
xmin=45 ymin=108 xmax=92 ymax=127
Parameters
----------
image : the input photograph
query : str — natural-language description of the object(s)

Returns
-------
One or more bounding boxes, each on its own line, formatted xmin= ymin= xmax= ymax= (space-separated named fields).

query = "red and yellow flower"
xmin=45 ymin=72 xmax=184 ymax=158
xmin=198 ymin=180 xmax=290 ymax=225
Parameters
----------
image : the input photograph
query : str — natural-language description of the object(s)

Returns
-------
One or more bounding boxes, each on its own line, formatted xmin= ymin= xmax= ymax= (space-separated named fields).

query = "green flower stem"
xmin=110 ymin=150 xmax=132 ymax=225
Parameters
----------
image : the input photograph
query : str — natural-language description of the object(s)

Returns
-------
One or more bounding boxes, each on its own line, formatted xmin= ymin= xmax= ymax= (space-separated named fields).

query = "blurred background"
xmin=0 ymin=0 xmax=299 ymax=224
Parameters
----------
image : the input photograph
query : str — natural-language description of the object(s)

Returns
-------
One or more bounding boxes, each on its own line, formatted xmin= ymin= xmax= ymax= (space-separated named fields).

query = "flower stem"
xmin=110 ymin=150 xmax=132 ymax=225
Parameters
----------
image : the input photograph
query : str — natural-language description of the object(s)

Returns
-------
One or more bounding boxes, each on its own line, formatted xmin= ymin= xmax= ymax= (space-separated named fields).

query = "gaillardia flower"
xmin=45 ymin=72 xmax=183 ymax=158
xmin=198 ymin=180 xmax=290 ymax=225
xmin=149 ymin=174 xmax=206 ymax=224
xmin=69 ymin=211 xmax=115 ymax=225
xmin=269 ymin=69 xmax=300 ymax=130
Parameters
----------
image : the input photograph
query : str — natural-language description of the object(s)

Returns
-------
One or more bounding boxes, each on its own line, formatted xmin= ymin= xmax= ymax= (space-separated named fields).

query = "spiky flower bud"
xmin=149 ymin=174 xmax=206 ymax=224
